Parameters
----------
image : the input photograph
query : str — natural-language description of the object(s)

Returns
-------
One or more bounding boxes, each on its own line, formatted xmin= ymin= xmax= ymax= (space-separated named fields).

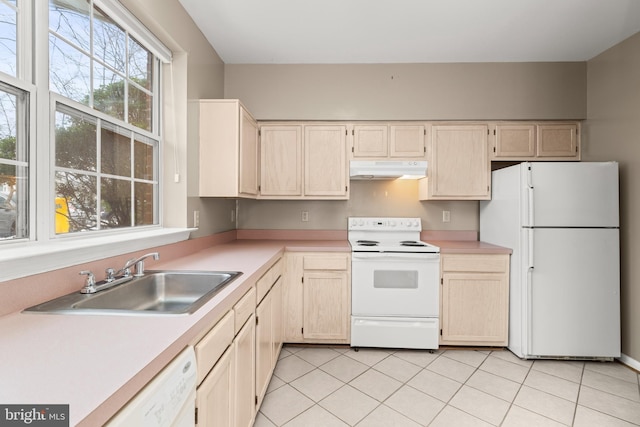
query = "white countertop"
xmin=0 ymin=240 xmax=350 ymax=426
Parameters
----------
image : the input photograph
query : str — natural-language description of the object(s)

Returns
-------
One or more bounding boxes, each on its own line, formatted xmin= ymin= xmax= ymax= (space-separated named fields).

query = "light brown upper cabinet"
xmin=389 ymin=124 xmax=427 ymax=157
xmin=537 ymin=123 xmax=579 ymax=158
xmin=492 ymin=122 xmax=580 ymax=160
xmin=259 ymin=124 xmax=349 ymax=199
xmin=420 ymin=124 xmax=491 ymax=200
xmin=353 ymin=125 xmax=388 ymax=157
xmin=304 ymin=125 xmax=348 ymax=198
xmin=259 ymin=125 xmax=303 ymax=197
xmin=195 ymin=99 xmax=259 ymax=198
xmin=352 ymin=124 xmax=426 ymax=159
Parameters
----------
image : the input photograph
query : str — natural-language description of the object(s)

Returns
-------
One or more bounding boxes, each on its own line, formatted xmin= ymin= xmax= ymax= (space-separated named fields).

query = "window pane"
xmin=93 ymin=6 xmax=126 ymax=74
xmin=93 ymin=62 xmax=124 ymax=120
xmin=55 ymin=109 xmax=97 ymax=171
xmin=134 ymin=182 xmax=154 ymax=226
xmin=55 ymin=171 xmax=97 ymax=233
xmin=128 ymin=84 xmax=151 ymax=131
xmin=0 ymin=1 xmax=17 ymax=77
xmin=0 ymin=84 xmax=28 ymax=240
xmin=49 ymin=0 xmax=91 ymax=53
xmin=0 ymin=89 xmax=16 ymax=159
xmin=101 ymin=126 xmax=131 ymax=177
xmin=101 ymin=177 xmax=130 ymax=229
xmin=134 ymin=137 xmax=154 ymax=180
xmin=129 ymin=36 xmax=152 ymax=90
xmin=49 ymin=35 xmax=91 ymax=104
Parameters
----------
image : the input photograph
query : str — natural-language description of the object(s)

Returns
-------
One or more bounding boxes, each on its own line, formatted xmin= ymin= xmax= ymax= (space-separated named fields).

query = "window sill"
xmin=0 ymin=228 xmax=194 ymax=282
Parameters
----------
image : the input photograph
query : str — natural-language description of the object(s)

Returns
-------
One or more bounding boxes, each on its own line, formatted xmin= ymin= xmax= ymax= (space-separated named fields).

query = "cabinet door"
xmin=427 ymin=125 xmax=490 ymax=199
xmin=283 ymin=253 xmax=304 ymax=342
xmin=389 ymin=125 xmax=426 ymax=158
xmin=304 ymin=125 xmax=348 ymax=197
xmin=441 ymin=273 xmax=508 ymax=345
xmin=239 ymin=107 xmax=259 ymax=196
xmin=536 ymin=124 xmax=578 ymax=158
xmin=255 ymin=293 xmax=272 ymax=407
xmin=303 ymin=271 xmax=349 ymax=340
xmin=260 ymin=125 xmax=303 ymax=196
xmin=196 ymin=344 xmax=235 ymax=427
xmin=234 ymin=315 xmax=255 ymax=427
xmin=494 ymin=124 xmax=535 ymax=158
xmin=353 ymin=125 xmax=388 ymax=157
xmin=271 ymin=277 xmax=283 ymax=360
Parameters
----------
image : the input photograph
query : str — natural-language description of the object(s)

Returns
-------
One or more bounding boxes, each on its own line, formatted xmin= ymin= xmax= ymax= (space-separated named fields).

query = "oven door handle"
xmin=352 ymin=252 xmax=440 ymax=261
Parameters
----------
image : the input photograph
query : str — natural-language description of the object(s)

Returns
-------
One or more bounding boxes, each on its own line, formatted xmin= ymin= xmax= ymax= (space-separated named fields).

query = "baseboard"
xmin=617 ymin=353 xmax=640 ymax=372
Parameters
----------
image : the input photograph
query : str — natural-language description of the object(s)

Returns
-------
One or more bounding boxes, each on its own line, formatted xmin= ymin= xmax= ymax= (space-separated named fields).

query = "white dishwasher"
xmin=107 ymin=346 xmax=197 ymax=427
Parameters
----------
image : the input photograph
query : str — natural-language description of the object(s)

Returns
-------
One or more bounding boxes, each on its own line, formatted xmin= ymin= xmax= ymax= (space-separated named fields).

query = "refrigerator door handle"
xmin=528 ymin=228 xmax=534 ymax=270
xmin=527 ymin=167 xmax=535 ymax=227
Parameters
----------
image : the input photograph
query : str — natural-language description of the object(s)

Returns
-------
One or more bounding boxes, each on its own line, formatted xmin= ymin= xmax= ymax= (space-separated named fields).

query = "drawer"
xmin=195 ymin=310 xmax=234 ymax=385
xmin=233 ymin=287 xmax=256 ymax=334
xmin=256 ymin=258 xmax=283 ymax=303
xmin=441 ymin=254 xmax=509 ymax=273
xmin=303 ymin=254 xmax=350 ymax=271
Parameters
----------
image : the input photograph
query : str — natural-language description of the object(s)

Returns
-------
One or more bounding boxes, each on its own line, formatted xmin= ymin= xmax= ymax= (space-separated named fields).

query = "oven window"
xmin=373 ymin=270 xmax=418 ymax=289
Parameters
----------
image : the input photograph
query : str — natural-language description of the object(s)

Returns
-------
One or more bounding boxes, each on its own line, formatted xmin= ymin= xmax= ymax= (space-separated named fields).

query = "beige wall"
xmin=224 ymin=63 xmax=586 ymax=121
xmin=121 ymin=0 xmax=235 ymax=237
xmin=238 ymin=181 xmax=478 ymax=231
xmin=585 ymin=32 xmax=640 ymax=362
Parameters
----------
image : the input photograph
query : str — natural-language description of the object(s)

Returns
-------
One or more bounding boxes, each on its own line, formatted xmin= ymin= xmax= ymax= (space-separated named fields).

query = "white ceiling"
xmin=178 ymin=0 xmax=640 ymax=64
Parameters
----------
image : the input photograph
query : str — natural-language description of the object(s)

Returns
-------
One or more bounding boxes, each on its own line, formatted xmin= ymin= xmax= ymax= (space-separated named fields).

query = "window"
xmin=0 ymin=0 xmax=170 ymax=247
xmin=48 ymin=0 xmax=162 ymax=236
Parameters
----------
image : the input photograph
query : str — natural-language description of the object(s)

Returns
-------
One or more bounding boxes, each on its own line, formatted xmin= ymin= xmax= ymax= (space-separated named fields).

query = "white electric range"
xmin=348 ymin=217 xmax=440 ymax=350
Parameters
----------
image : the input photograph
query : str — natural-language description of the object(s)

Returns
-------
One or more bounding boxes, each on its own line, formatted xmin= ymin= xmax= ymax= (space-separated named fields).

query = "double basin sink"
xmin=24 ymin=270 xmax=242 ymax=316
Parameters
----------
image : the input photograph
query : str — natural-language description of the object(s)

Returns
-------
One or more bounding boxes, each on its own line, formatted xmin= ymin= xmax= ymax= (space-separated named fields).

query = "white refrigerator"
xmin=480 ymin=162 xmax=620 ymax=359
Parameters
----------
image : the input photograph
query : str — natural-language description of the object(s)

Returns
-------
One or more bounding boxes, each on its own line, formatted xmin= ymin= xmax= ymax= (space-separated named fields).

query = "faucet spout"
xmin=122 ymin=252 xmax=160 ymax=277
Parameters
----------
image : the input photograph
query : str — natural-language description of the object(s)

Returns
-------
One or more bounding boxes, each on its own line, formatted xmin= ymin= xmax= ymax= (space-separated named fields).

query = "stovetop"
xmin=348 ymin=217 xmax=440 ymax=253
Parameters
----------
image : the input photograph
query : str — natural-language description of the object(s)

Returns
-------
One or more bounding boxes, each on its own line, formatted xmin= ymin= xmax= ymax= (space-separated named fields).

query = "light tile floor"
xmin=255 ymin=345 xmax=640 ymax=426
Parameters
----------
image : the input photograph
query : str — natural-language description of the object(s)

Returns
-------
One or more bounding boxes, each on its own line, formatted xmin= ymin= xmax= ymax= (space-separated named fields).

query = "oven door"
xmin=351 ymin=251 xmax=440 ymax=317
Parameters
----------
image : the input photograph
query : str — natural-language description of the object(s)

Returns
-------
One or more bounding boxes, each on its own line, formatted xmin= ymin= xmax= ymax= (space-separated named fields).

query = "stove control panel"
xmin=348 ymin=217 xmax=421 ymax=231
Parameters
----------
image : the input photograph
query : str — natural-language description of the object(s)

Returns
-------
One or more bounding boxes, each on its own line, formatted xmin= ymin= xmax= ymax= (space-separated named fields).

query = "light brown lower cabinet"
xmin=440 ymin=254 xmax=510 ymax=346
xmin=234 ymin=313 xmax=255 ymax=427
xmin=255 ymin=262 xmax=283 ymax=408
xmin=283 ymin=252 xmax=351 ymax=344
xmin=196 ymin=344 xmax=235 ymax=426
xmin=194 ymin=285 xmax=258 ymax=427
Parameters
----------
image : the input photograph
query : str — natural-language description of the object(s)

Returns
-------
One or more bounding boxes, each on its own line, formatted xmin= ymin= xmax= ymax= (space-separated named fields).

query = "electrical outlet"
xmin=442 ymin=210 xmax=450 ymax=223
xmin=194 ymin=210 xmax=200 ymax=227
xmin=301 ymin=211 xmax=309 ymax=222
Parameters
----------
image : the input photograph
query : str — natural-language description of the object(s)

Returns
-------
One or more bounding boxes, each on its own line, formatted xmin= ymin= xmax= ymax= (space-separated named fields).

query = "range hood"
xmin=349 ymin=160 xmax=428 ymax=180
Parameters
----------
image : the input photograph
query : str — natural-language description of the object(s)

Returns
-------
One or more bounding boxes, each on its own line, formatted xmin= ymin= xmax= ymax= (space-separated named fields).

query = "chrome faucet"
xmin=120 ymin=252 xmax=160 ymax=277
xmin=79 ymin=252 xmax=160 ymax=294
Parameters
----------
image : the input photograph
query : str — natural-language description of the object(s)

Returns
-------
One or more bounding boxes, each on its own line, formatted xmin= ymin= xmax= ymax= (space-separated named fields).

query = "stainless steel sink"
xmin=24 ymin=270 xmax=242 ymax=315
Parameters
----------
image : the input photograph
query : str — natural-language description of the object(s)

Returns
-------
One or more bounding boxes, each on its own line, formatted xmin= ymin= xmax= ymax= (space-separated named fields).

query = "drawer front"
xmin=256 ymin=258 xmax=283 ymax=303
xmin=441 ymin=254 xmax=509 ymax=273
xmin=234 ymin=287 xmax=256 ymax=334
xmin=303 ymin=254 xmax=350 ymax=271
xmin=195 ymin=310 xmax=235 ymax=385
